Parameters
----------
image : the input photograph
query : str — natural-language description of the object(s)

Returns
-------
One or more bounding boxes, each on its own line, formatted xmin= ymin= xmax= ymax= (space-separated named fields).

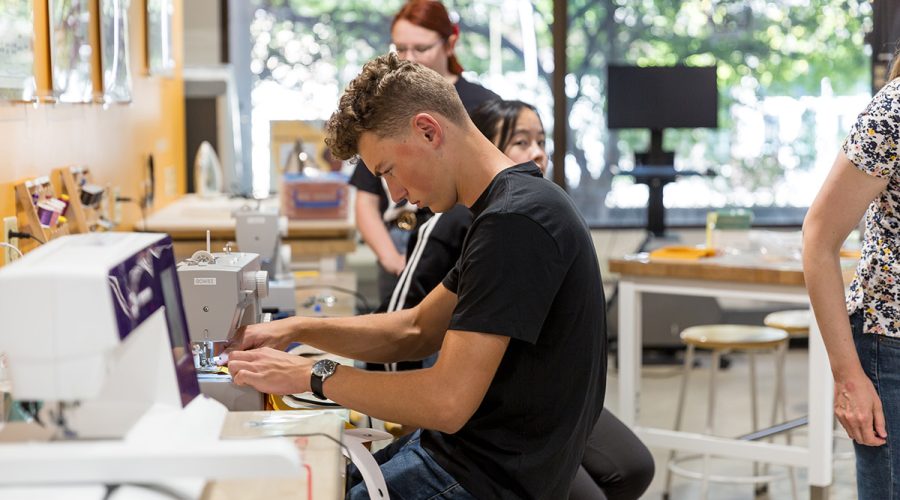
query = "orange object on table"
xmin=648 ymin=245 xmax=717 ymax=261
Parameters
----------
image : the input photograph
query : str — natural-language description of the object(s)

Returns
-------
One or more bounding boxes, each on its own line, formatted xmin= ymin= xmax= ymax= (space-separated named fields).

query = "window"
xmin=249 ymin=0 xmax=872 ymax=227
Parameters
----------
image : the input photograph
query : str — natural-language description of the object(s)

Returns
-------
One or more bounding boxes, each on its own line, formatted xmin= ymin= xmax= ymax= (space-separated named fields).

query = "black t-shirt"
xmin=422 ymin=162 xmax=607 ymax=499
xmin=349 ymin=76 xmax=500 ymax=214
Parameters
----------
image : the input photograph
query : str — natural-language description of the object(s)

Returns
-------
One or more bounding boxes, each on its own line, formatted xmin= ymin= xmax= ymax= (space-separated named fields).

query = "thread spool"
xmin=36 ymin=201 xmax=60 ymax=227
xmin=58 ymin=194 xmax=71 ymax=215
xmin=80 ymin=184 xmax=104 ymax=207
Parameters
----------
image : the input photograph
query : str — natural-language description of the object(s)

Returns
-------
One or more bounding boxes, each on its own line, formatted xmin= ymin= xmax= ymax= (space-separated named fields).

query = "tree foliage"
xmin=250 ymin=0 xmax=871 ymax=223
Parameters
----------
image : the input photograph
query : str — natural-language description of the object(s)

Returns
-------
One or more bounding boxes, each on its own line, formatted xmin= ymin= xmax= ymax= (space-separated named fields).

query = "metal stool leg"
xmin=749 ymin=349 xmax=759 ymax=485
xmin=702 ymin=349 xmax=721 ymax=500
xmin=665 ymin=344 xmax=696 ymax=499
xmin=759 ymin=341 xmax=798 ymax=500
xmin=772 ymin=339 xmax=797 ymax=500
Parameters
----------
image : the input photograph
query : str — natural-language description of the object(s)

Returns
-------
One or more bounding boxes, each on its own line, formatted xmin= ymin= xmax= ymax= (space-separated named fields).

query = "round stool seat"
xmin=681 ymin=324 xmax=789 ymax=350
xmin=764 ymin=310 xmax=811 ymax=337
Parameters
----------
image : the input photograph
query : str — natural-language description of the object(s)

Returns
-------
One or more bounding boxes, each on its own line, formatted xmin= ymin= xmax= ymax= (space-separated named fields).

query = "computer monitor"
xmin=606 ymin=64 xmax=718 ymax=236
xmin=607 ymin=64 xmax=718 ymax=131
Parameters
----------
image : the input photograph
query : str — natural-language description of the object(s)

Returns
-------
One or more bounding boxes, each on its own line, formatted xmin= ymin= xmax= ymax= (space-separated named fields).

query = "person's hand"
xmin=834 ymin=370 xmax=887 ymax=446
xmin=227 ymin=347 xmax=313 ymax=395
xmin=381 ymin=252 xmax=406 ymax=276
xmin=226 ymin=318 xmax=297 ymax=352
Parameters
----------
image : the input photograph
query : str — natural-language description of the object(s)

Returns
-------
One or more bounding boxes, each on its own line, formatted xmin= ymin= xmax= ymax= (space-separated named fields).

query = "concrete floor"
xmin=605 ymin=349 xmax=859 ymax=499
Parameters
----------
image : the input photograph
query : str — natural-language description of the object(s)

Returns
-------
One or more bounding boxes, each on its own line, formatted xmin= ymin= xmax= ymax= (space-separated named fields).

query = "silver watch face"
xmin=312 ymin=359 xmax=337 ymax=377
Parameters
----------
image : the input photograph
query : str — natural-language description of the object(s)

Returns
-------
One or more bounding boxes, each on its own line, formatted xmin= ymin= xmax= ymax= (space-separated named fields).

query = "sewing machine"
xmin=177 ymin=240 xmax=269 ymax=410
xmin=0 ymin=232 xmax=303 ymax=496
xmin=233 ymin=203 xmax=297 ymax=313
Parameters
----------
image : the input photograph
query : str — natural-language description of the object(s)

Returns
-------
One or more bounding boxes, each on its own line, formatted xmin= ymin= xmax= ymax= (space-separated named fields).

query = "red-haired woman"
xmin=350 ymin=0 xmax=498 ymax=306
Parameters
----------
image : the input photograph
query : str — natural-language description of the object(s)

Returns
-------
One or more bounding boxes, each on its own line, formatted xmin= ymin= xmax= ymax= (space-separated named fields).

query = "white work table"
xmin=609 ymin=254 xmax=856 ymax=500
xmin=134 ymin=194 xmax=357 ymax=267
xmin=0 ymin=409 xmax=347 ymax=500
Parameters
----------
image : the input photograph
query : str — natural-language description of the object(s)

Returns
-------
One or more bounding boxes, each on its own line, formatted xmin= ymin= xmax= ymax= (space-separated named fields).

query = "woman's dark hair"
xmin=470 ymin=99 xmax=541 ymax=152
xmin=393 ymin=0 xmax=463 ymax=75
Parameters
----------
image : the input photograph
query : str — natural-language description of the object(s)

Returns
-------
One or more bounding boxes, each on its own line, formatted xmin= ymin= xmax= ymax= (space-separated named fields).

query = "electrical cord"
xmin=226 ymin=431 xmax=351 ymax=462
xmin=103 ymin=483 xmax=191 ymax=500
xmin=0 ymin=242 xmax=22 ymax=259
xmin=101 ymin=432 xmax=343 ymax=500
xmin=8 ymin=230 xmax=45 ymax=245
xmin=116 ymin=196 xmax=147 ymax=230
xmin=295 ymin=284 xmax=373 ymax=314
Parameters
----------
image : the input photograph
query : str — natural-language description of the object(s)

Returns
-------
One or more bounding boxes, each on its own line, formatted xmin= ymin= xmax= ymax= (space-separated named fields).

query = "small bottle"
xmin=192 ymin=344 xmax=202 ymax=369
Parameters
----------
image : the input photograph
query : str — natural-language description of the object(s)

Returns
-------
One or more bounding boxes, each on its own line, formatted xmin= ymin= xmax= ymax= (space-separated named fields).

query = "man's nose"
xmin=385 ymin=178 xmax=408 ymax=203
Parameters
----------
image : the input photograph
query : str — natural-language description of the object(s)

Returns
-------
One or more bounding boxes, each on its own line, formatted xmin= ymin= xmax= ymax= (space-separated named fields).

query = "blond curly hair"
xmin=325 ymin=52 xmax=469 ymax=160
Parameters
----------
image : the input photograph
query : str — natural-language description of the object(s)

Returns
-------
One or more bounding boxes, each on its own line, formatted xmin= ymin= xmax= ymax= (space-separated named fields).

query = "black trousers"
xmin=569 ymin=409 xmax=655 ymax=500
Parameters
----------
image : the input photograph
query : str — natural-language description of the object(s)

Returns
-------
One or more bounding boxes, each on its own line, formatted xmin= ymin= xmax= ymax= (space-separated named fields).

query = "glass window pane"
xmin=248 ymin=0 xmax=873 ymax=228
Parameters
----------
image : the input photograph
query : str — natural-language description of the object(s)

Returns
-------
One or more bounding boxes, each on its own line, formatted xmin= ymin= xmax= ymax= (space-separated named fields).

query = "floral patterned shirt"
xmin=844 ymin=78 xmax=900 ymax=337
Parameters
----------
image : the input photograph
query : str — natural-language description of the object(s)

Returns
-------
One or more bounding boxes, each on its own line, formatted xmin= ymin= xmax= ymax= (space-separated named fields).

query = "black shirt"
xmin=423 ymin=162 xmax=607 ymax=499
xmin=349 ymin=76 xmax=500 ymax=214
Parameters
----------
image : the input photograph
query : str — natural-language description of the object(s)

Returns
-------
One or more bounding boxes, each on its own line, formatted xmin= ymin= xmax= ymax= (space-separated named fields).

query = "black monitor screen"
xmin=607 ymin=65 xmax=718 ymax=130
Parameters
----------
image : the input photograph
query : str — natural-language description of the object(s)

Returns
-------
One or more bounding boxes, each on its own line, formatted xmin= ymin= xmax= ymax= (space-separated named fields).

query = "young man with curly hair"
xmin=226 ymin=53 xmax=607 ymax=499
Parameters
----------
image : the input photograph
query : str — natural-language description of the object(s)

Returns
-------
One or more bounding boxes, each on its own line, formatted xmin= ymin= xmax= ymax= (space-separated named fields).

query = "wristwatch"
xmin=310 ymin=359 xmax=339 ymax=400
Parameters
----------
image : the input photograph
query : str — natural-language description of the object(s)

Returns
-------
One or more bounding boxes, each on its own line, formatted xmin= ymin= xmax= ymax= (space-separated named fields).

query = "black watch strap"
xmin=311 ymin=375 xmax=326 ymax=400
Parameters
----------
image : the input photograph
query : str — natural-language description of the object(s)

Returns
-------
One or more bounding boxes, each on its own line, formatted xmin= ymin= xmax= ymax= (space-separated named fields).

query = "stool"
xmin=764 ymin=309 xmax=810 ymax=338
xmin=763 ymin=310 xmax=809 ymax=427
xmin=664 ymin=325 xmax=794 ymax=500
xmin=763 ymin=309 xmax=810 ymax=440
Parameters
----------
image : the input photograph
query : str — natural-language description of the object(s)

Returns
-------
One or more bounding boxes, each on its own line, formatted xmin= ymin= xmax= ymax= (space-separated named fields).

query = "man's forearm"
xmin=317 ymin=329 xmax=509 ymax=434
xmin=286 ymin=309 xmax=437 ymax=363
xmin=320 ymin=366 xmax=462 ymax=433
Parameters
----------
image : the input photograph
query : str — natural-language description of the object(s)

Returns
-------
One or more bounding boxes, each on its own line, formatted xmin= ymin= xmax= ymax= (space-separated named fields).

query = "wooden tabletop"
xmin=609 ymin=254 xmax=857 ymax=287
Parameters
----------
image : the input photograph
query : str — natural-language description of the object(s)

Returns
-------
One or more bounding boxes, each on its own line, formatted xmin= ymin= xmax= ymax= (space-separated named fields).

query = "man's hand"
xmin=227 ymin=318 xmax=297 ymax=352
xmin=227 ymin=347 xmax=313 ymax=395
xmin=834 ymin=370 xmax=888 ymax=446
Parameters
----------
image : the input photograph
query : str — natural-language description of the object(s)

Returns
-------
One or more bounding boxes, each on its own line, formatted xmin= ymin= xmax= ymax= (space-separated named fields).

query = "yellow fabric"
xmin=648 ymin=245 xmax=716 ymax=260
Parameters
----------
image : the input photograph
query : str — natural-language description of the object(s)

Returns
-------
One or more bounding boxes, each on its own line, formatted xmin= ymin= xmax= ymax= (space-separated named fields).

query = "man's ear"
xmin=411 ymin=113 xmax=443 ymax=148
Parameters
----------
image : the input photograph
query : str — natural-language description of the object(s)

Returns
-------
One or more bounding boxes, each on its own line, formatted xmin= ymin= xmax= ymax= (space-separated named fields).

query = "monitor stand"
xmin=611 ymin=132 xmax=716 ymax=365
xmin=634 ymin=129 xmax=677 ymax=238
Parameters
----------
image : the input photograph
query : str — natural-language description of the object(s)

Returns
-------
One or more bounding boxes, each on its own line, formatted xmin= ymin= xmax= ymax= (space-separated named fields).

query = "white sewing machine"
xmin=233 ymin=203 xmax=297 ymax=313
xmin=177 ymin=239 xmax=269 ymax=410
xmin=0 ymin=233 xmax=304 ymax=497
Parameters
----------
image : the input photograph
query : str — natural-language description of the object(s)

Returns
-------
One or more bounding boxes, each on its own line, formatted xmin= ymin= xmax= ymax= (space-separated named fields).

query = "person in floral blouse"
xmin=804 ymin=49 xmax=900 ymax=500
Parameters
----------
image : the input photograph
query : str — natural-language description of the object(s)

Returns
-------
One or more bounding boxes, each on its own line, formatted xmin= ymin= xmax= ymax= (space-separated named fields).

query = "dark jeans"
xmin=346 ymin=430 xmax=476 ymax=500
xmin=851 ymin=311 xmax=900 ymax=500
xmin=569 ymin=409 xmax=655 ymax=500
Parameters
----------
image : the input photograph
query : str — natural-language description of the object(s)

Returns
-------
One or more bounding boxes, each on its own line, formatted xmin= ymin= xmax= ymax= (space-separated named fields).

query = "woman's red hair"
xmin=392 ymin=0 xmax=463 ymax=75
